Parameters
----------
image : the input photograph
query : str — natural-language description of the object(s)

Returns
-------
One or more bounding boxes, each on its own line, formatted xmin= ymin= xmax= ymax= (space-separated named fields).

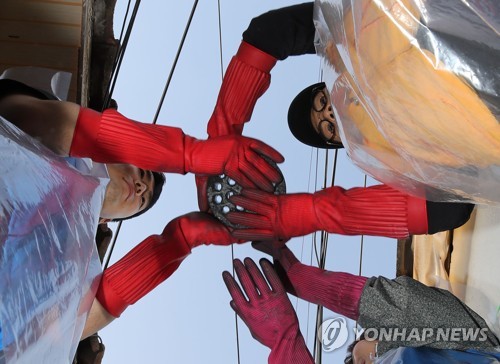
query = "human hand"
xmin=169 ymin=211 xmax=241 ymax=248
xmin=184 ymin=135 xmax=284 ymax=193
xmin=222 ymin=258 xmax=300 ymax=349
xmin=227 ymin=189 xmax=319 ymax=241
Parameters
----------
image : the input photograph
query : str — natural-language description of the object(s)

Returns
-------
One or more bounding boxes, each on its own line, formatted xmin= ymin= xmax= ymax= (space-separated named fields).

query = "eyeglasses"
xmin=311 ymin=86 xmax=338 ymax=145
xmin=311 ymin=85 xmax=328 ymax=113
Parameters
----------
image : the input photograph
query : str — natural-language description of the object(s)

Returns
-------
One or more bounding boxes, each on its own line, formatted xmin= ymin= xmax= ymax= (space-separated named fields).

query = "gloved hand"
xmin=70 ymin=108 xmax=284 ymax=192
xmin=197 ymin=41 xmax=278 ymax=212
xmin=176 ymin=211 xmax=239 ymax=248
xmin=223 ymin=258 xmax=314 ymax=363
xmin=251 ymin=240 xmax=297 ymax=297
xmin=251 ymin=245 xmax=368 ymax=321
xmin=96 ymin=212 xmax=238 ymax=317
xmin=228 ymin=185 xmax=428 ymax=240
xmin=227 ymin=189 xmax=319 ymax=241
xmin=184 ymin=134 xmax=284 ymax=193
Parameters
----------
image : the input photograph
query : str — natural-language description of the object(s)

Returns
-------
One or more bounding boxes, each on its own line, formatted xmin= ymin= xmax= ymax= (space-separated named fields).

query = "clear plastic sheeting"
xmin=314 ymin=0 xmax=500 ymax=203
xmin=0 ymin=116 xmax=107 ymax=363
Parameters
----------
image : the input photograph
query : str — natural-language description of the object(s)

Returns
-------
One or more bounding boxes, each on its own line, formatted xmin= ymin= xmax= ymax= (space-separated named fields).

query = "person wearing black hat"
xmin=197 ymin=2 xmax=474 ymax=240
xmin=288 ymin=81 xmax=343 ymax=149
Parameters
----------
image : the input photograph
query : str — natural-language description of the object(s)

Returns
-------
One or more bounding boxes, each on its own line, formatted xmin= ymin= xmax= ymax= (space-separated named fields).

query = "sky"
xmin=99 ymin=1 xmax=397 ymax=363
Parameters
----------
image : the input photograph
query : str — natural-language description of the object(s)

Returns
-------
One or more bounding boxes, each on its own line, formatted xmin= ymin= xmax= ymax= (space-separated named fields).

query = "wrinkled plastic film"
xmin=314 ymin=0 xmax=500 ymax=203
xmin=0 ymin=117 xmax=106 ymax=363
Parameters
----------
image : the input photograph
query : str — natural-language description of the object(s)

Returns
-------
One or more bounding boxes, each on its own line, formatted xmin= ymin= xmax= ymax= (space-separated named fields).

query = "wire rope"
xmin=103 ymin=0 xmax=141 ymax=110
xmin=213 ymin=1 xmax=242 ymax=362
xmin=103 ymin=0 xmax=200 ymax=269
xmin=103 ymin=0 xmax=142 ymax=270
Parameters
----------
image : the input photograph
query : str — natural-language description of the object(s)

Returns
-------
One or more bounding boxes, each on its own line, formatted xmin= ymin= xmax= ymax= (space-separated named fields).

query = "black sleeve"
xmin=426 ymin=201 xmax=474 ymax=233
xmin=242 ymin=2 xmax=316 ymax=60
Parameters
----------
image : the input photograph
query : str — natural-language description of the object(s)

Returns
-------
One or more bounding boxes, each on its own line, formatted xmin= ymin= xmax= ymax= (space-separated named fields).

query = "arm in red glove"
xmin=207 ymin=41 xmax=277 ymax=138
xmin=196 ymin=41 xmax=277 ymax=211
xmin=69 ymin=107 xmax=284 ymax=191
xmin=253 ymin=242 xmax=368 ymax=321
xmin=223 ymin=258 xmax=314 ymax=364
xmin=227 ymin=184 xmax=428 ymax=240
xmin=199 ymin=3 xmax=316 ymax=209
xmin=96 ymin=212 xmax=236 ymax=318
xmin=207 ymin=2 xmax=317 ymax=138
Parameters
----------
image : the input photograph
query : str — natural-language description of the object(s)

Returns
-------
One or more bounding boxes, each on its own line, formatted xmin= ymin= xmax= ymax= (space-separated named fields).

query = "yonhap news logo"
xmin=363 ymin=327 xmax=490 ymax=343
xmin=318 ymin=317 xmax=350 ymax=352
xmin=318 ymin=317 xmax=491 ymax=352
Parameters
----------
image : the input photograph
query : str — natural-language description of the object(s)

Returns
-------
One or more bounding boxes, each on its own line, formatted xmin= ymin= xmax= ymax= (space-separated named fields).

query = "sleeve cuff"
xmin=407 ymin=194 xmax=428 ymax=234
xmin=238 ymin=41 xmax=277 ymax=72
xmin=69 ymin=107 xmax=102 ymax=158
xmin=95 ymin=273 xmax=128 ymax=318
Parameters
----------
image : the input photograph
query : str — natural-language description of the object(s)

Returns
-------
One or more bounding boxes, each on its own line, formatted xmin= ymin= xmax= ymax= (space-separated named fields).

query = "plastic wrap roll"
xmin=0 ymin=116 xmax=106 ymax=363
xmin=314 ymin=0 xmax=500 ymax=203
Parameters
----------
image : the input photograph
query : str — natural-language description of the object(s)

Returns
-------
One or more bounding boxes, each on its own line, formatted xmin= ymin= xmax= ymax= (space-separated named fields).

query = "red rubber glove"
xmin=70 ymin=108 xmax=187 ymax=173
xmin=253 ymin=243 xmax=367 ymax=321
xmin=69 ymin=108 xmax=284 ymax=192
xmin=207 ymin=41 xmax=277 ymax=138
xmin=223 ymin=258 xmax=314 ymax=364
xmin=184 ymin=134 xmax=283 ymax=192
xmin=96 ymin=212 xmax=235 ymax=317
xmin=197 ymin=41 xmax=277 ymax=211
xmin=228 ymin=184 xmax=428 ymax=240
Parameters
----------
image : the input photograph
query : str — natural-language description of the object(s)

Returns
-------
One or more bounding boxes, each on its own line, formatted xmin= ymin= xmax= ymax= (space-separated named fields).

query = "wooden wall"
xmin=0 ymin=0 xmax=84 ymax=101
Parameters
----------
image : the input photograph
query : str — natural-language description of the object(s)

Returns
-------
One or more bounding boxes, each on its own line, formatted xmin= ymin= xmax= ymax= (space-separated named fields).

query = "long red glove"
xmin=228 ymin=184 xmax=428 ymax=240
xmin=96 ymin=212 xmax=236 ymax=317
xmin=253 ymin=242 xmax=367 ymax=321
xmin=197 ymin=41 xmax=278 ymax=211
xmin=69 ymin=108 xmax=284 ymax=192
xmin=223 ymin=258 xmax=314 ymax=364
xmin=207 ymin=41 xmax=277 ymax=138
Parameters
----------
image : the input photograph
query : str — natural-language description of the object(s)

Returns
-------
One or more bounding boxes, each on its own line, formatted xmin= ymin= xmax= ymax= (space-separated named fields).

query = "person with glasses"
xmin=310 ymin=84 xmax=340 ymax=146
xmin=287 ymin=81 xmax=343 ymax=148
xmin=197 ymin=3 xmax=474 ymax=241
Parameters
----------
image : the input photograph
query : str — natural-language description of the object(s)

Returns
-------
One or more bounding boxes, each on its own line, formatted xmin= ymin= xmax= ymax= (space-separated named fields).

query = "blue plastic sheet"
xmin=0 ymin=116 xmax=107 ymax=363
xmin=314 ymin=0 xmax=500 ymax=203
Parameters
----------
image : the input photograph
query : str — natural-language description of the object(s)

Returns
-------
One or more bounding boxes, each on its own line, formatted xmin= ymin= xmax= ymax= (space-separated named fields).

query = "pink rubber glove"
xmin=253 ymin=243 xmax=367 ymax=321
xmin=223 ymin=258 xmax=314 ymax=364
xmin=228 ymin=184 xmax=428 ymax=240
xmin=96 ymin=212 xmax=236 ymax=317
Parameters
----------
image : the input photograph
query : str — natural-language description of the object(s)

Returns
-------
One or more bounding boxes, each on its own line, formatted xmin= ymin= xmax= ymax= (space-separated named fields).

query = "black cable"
xmin=104 ymin=0 xmax=200 ymax=269
xmin=103 ymin=0 xmax=142 ymax=270
xmin=103 ymin=0 xmax=142 ymax=110
xmin=152 ymin=0 xmax=199 ymax=125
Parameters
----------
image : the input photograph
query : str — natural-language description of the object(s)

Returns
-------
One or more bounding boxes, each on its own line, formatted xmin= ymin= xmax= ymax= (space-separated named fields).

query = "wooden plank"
xmin=0 ymin=1 xmax=82 ymax=26
xmin=396 ymin=237 xmax=414 ymax=277
xmin=0 ymin=42 xmax=79 ymax=71
xmin=0 ymin=21 xmax=81 ymax=47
